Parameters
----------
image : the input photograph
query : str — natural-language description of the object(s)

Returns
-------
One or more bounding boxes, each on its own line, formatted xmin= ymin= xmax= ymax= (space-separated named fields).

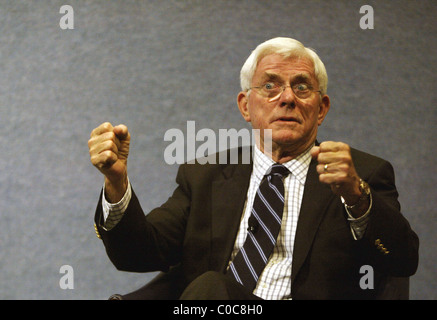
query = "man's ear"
xmin=237 ymin=91 xmax=251 ymax=122
xmin=317 ymin=94 xmax=330 ymax=126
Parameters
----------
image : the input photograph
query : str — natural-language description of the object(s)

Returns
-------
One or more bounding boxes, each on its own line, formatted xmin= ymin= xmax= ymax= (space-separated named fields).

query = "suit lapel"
xmin=210 ymin=162 xmax=252 ymax=272
xmin=291 ymin=158 xmax=335 ymax=286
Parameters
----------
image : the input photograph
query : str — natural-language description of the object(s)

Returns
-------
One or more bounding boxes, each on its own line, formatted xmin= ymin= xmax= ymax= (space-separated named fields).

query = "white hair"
xmin=240 ymin=37 xmax=328 ymax=95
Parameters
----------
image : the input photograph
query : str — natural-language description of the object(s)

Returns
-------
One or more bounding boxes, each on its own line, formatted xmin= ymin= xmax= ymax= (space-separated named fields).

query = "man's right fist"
xmin=88 ymin=122 xmax=130 ymax=202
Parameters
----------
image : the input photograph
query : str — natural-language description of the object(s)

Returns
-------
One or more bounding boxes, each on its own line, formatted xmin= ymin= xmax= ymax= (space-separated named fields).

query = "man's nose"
xmin=278 ymin=86 xmax=296 ymax=108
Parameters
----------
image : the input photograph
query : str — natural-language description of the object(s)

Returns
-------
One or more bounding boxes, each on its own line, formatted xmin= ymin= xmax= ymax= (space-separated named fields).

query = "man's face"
xmin=238 ymin=54 xmax=330 ymax=156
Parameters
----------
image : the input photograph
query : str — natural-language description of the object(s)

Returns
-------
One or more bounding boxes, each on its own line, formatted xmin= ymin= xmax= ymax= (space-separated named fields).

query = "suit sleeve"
xmin=360 ymin=159 xmax=419 ymax=277
xmin=94 ymin=164 xmax=191 ymax=273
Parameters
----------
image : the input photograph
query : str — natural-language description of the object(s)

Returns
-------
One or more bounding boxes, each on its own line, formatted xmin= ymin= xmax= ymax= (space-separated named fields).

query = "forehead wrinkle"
xmin=291 ymin=73 xmax=313 ymax=83
xmin=262 ymin=72 xmax=283 ymax=82
xmin=253 ymin=54 xmax=318 ymax=87
xmin=262 ymin=71 xmax=314 ymax=84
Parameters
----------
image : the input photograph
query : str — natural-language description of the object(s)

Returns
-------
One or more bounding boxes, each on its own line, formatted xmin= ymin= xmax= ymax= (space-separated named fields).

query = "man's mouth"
xmin=275 ymin=116 xmax=300 ymax=123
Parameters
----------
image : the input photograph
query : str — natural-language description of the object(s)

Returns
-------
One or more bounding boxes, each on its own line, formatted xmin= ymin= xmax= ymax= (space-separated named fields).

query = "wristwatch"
xmin=343 ymin=179 xmax=371 ymax=210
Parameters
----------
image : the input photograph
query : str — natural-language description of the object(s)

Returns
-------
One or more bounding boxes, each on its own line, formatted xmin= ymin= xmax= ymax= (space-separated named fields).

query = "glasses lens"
xmin=257 ymin=83 xmax=281 ymax=98
xmin=293 ymin=84 xmax=311 ymax=98
xmin=266 ymin=87 xmax=281 ymax=98
xmin=254 ymin=84 xmax=316 ymax=100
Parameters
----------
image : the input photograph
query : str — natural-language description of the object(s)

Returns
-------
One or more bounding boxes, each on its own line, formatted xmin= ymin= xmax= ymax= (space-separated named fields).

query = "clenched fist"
xmin=311 ymin=141 xmax=369 ymax=217
xmin=88 ymin=122 xmax=130 ymax=202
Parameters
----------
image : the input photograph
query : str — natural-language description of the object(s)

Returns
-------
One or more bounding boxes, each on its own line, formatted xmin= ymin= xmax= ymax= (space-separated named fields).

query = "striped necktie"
xmin=228 ymin=163 xmax=289 ymax=290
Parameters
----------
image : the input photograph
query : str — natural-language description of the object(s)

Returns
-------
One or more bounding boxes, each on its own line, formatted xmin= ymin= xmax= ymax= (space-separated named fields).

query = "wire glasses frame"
xmin=249 ymin=83 xmax=321 ymax=102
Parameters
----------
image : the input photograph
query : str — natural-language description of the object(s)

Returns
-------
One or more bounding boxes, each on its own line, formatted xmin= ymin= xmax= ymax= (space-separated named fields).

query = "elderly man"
xmin=88 ymin=37 xmax=418 ymax=300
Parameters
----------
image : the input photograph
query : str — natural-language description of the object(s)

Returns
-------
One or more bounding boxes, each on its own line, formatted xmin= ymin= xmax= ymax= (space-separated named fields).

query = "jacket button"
xmin=94 ymin=224 xmax=101 ymax=239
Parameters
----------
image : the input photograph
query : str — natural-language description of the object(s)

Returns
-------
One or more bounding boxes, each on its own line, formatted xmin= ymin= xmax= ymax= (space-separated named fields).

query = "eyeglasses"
xmin=249 ymin=82 xmax=321 ymax=101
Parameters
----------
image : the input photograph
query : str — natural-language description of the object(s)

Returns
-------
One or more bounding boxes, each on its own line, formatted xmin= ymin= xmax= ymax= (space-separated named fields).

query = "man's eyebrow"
xmin=291 ymin=73 xmax=312 ymax=83
xmin=262 ymin=72 xmax=313 ymax=83
xmin=262 ymin=72 xmax=283 ymax=82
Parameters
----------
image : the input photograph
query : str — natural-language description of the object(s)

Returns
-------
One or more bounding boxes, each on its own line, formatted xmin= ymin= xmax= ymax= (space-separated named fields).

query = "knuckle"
xmin=88 ymin=145 xmax=98 ymax=157
xmin=338 ymin=171 xmax=348 ymax=179
xmin=107 ymin=140 xmax=118 ymax=153
xmin=90 ymin=154 xmax=101 ymax=167
xmin=338 ymin=163 xmax=349 ymax=171
xmin=101 ymin=152 xmax=116 ymax=168
xmin=100 ymin=122 xmax=113 ymax=134
xmin=339 ymin=142 xmax=350 ymax=151
xmin=90 ymin=128 xmax=99 ymax=138
xmin=102 ymin=122 xmax=112 ymax=129
xmin=317 ymin=153 xmax=326 ymax=162
xmin=105 ymin=150 xmax=117 ymax=161
xmin=319 ymin=141 xmax=329 ymax=151
xmin=319 ymin=174 xmax=330 ymax=184
xmin=339 ymin=154 xmax=350 ymax=163
xmin=88 ymin=136 xmax=99 ymax=146
xmin=106 ymin=131 xmax=116 ymax=141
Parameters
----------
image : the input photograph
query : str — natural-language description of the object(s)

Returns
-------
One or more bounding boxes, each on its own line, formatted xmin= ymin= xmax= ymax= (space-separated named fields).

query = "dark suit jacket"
xmin=94 ymin=146 xmax=419 ymax=299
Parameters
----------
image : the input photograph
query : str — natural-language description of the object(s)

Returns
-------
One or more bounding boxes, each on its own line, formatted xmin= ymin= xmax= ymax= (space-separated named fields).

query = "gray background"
xmin=0 ymin=0 xmax=435 ymax=299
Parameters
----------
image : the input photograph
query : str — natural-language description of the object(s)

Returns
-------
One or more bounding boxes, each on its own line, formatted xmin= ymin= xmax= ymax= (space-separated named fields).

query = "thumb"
xmin=113 ymin=124 xmax=129 ymax=140
xmin=310 ymin=146 xmax=320 ymax=160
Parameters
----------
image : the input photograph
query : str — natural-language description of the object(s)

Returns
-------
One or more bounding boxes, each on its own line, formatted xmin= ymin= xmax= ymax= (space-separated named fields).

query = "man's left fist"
xmin=310 ymin=141 xmax=361 ymax=204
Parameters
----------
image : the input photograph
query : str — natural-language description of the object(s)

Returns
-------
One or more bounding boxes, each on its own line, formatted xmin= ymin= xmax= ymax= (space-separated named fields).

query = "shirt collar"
xmin=253 ymin=143 xmax=314 ymax=185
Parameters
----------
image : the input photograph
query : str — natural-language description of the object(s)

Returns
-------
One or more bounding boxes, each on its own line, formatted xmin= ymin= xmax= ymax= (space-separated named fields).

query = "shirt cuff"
xmin=343 ymin=192 xmax=373 ymax=240
xmin=101 ymin=177 xmax=132 ymax=230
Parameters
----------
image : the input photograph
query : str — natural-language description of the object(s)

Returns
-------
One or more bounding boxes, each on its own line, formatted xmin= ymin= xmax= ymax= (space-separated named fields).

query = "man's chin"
xmin=271 ymin=132 xmax=301 ymax=146
xmin=270 ymin=131 xmax=316 ymax=151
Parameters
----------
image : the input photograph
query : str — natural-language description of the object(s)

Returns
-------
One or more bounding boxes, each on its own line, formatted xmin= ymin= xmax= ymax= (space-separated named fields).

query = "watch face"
xmin=360 ymin=180 xmax=370 ymax=195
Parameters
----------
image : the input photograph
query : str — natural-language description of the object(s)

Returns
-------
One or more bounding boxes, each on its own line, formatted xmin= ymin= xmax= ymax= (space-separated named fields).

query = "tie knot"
xmin=266 ymin=164 xmax=290 ymax=178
